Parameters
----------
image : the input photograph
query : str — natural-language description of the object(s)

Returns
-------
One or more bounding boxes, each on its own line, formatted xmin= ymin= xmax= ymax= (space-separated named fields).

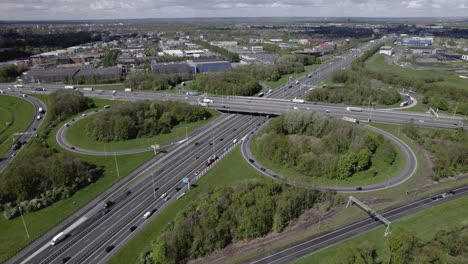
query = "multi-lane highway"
xmin=0 ymin=91 xmax=46 ymax=173
xmin=249 ymin=184 xmax=468 ymax=264
xmin=5 ymin=38 xmax=466 ymax=264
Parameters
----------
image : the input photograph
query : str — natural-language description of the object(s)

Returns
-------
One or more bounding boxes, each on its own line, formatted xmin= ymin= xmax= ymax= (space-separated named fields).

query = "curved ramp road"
xmin=0 ymin=91 xmax=47 ymax=173
xmin=249 ymin=184 xmax=468 ymax=264
xmin=242 ymin=123 xmax=417 ymax=192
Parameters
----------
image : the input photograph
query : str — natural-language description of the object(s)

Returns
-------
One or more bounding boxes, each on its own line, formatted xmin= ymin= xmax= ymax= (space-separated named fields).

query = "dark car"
xmin=105 ymin=245 xmax=115 ymax=253
xmin=154 ymin=187 xmax=159 ymax=192
xmin=260 ymin=168 xmax=266 ymax=172
xmin=448 ymin=190 xmax=456 ymax=195
xmin=272 ymin=174 xmax=278 ymax=178
xmin=94 ymin=110 xmax=99 ymax=112
xmin=126 ymin=190 xmax=132 ymax=195
xmin=103 ymin=201 xmax=113 ymax=209
xmin=175 ymin=187 xmax=181 ymax=192
xmin=70 ymin=146 xmax=75 ymax=150
xmin=129 ymin=226 xmax=137 ymax=232
xmin=194 ymin=142 xmax=199 ymax=146
xmin=248 ymin=158 xmax=255 ymax=163
xmin=356 ymin=187 xmax=363 ymax=191
xmin=431 ymin=196 xmax=438 ymax=201
xmin=219 ymin=138 xmax=224 ymax=141
xmin=62 ymin=256 xmax=71 ymax=263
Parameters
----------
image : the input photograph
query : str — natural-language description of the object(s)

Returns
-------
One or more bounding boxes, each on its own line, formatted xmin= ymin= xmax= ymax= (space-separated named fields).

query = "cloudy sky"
xmin=1 ymin=0 xmax=467 ymax=20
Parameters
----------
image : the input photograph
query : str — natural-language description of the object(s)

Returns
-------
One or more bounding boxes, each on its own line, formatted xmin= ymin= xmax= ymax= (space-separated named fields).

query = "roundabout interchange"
xmin=1 ymin=38 xmax=467 ymax=264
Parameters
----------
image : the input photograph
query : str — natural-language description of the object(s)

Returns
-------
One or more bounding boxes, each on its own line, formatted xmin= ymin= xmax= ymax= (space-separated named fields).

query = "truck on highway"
xmin=82 ymin=87 xmax=93 ymax=91
xmin=186 ymin=92 xmax=199 ymax=96
xmin=50 ymin=232 xmax=66 ymax=245
xmin=346 ymin=107 xmax=363 ymax=112
xmin=292 ymin=97 xmax=304 ymax=103
xmin=124 ymin=88 xmax=132 ymax=92
xmin=400 ymin=101 xmax=409 ymax=107
xmin=202 ymin=98 xmax=214 ymax=103
xmin=342 ymin=117 xmax=359 ymax=124
xmin=35 ymin=87 xmax=45 ymax=91
xmin=204 ymin=154 xmax=218 ymax=167
xmin=64 ymin=85 xmax=75 ymax=90
xmin=14 ymin=84 xmax=23 ymax=89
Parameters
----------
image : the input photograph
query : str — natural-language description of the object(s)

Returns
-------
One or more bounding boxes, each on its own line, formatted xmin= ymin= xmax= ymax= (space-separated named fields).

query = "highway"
xmin=0 ymin=91 xmax=47 ymax=173
xmin=5 ymin=37 xmax=466 ymax=264
xmin=249 ymin=184 xmax=468 ymax=264
xmin=9 ymin=114 xmax=266 ymax=264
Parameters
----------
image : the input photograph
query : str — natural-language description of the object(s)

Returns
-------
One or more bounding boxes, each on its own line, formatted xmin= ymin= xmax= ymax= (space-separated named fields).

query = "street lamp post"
xmin=18 ymin=207 xmax=30 ymax=239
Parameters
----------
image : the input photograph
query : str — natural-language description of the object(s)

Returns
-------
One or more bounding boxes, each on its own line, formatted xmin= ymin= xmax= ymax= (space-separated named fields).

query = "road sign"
xmin=151 ymin=144 xmax=160 ymax=149
xmin=182 ymin=178 xmax=189 ymax=184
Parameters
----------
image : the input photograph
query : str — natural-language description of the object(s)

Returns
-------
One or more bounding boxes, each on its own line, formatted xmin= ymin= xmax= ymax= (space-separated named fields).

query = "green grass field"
xmin=249 ymin=126 xmax=405 ymax=188
xmin=108 ymin=145 xmax=272 ymax=264
xmin=292 ymin=195 xmax=468 ymax=264
xmin=365 ymin=54 xmax=468 ymax=91
xmin=64 ymin=108 xmax=220 ymax=152
xmin=0 ymin=95 xmax=35 ymax=157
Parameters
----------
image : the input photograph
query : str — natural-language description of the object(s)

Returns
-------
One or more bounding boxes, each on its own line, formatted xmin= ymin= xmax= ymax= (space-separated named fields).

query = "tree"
xmin=385 ymin=227 xmax=419 ymax=264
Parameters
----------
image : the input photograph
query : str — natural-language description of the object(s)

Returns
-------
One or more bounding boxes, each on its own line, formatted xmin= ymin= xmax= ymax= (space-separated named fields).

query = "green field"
xmin=65 ymin=108 xmax=221 ymax=152
xmin=292 ymin=195 xmax=468 ymax=264
xmin=0 ymin=96 xmax=155 ymax=262
xmin=0 ymin=95 xmax=35 ymax=157
xmin=365 ymin=54 xmax=468 ymax=91
xmin=249 ymin=126 xmax=405 ymax=188
xmin=108 ymin=145 xmax=271 ymax=264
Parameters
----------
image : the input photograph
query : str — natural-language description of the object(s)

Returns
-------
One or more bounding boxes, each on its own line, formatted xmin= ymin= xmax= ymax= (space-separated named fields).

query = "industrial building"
xmin=22 ymin=67 xmax=122 ymax=83
xmin=187 ymin=59 xmax=232 ymax=73
xmin=150 ymin=62 xmax=192 ymax=75
xmin=397 ymin=37 xmax=433 ymax=46
xmin=379 ymin=46 xmax=394 ymax=56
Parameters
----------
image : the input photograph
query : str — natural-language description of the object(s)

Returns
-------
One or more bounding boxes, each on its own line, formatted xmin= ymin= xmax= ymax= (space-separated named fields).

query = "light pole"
xmin=18 ymin=207 xmax=30 ymax=239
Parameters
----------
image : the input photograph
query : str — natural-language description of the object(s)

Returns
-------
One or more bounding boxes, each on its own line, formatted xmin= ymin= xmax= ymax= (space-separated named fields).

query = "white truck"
xmin=124 ymin=88 xmax=132 ymax=92
xmin=346 ymin=107 xmax=363 ymax=112
xmin=342 ymin=117 xmax=359 ymax=124
xmin=292 ymin=98 xmax=304 ymax=103
xmin=51 ymin=232 xmax=66 ymax=245
xmin=14 ymin=84 xmax=23 ymax=89
xmin=202 ymin=98 xmax=214 ymax=104
xmin=64 ymin=85 xmax=75 ymax=90
xmin=82 ymin=87 xmax=94 ymax=91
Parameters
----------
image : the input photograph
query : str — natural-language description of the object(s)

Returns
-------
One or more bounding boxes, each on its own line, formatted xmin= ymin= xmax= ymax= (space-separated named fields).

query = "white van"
xmin=233 ymin=139 xmax=238 ymax=144
xmin=143 ymin=211 xmax=151 ymax=219
xmin=51 ymin=232 xmax=66 ymax=245
xmin=160 ymin=193 xmax=167 ymax=199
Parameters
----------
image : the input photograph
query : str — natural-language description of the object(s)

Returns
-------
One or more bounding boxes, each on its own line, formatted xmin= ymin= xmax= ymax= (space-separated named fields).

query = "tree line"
xmin=124 ymin=72 xmax=187 ymax=91
xmin=305 ymin=69 xmax=401 ymax=106
xmin=0 ymin=65 xmax=26 ymax=82
xmin=332 ymin=226 xmax=468 ymax=264
xmin=146 ymin=182 xmax=337 ymax=263
xmin=49 ymin=89 xmax=95 ymax=120
xmin=193 ymin=40 xmax=240 ymax=62
xmin=190 ymin=69 xmax=262 ymax=96
xmin=256 ymin=111 xmax=397 ymax=180
xmin=402 ymin=125 xmax=467 ymax=180
xmin=87 ymin=100 xmax=211 ymax=142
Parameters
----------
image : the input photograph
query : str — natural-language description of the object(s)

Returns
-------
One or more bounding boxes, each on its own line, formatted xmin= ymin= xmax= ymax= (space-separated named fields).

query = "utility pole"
xmin=18 ymin=207 xmax=30 ymax=239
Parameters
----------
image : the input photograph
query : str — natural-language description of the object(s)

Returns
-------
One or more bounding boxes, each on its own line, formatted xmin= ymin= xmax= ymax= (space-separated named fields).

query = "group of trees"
xmin=87 ymin=100 xmax=211 ymax=142
xmin=402 ymin=125 xmax=467 ymax=180
xmin=124 ymin=72 xmax=187 ymax=90
xmin=193 ymin=40 xmax=240 ymax=62
xmin=256 ymin=111 xmax=396 ymax=179
xmin=101 ymin=50 xmax=119 ymax=67
xmin=190 ymin=69 xmax=262 ymax=96
xmin=149 ymin=182 xmax=337 ymax=263
xmin=305 ymin=69 xmax=401 ymax=106
xmin=49 ymin=89 xmax=95 ymax=120
xmin=333 ymin=226 xmax=468 ymax=264
xmin=0 ymin=65 xmax=26 ymax=82
xmin=0 ymin=147 xmax=103 ymax=219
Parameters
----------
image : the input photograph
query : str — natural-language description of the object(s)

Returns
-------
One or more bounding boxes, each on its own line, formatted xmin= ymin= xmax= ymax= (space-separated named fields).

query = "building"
xmin=398 ymin=37 xmax=433 ymax=46
xmin=150 ymin=61 xmax=191 ymax=75
xmin=379 ymin=46 xmax=394 ymax=56
xmin=251 ymin=46 xmax=264 ymax=53
xmin=162 ymin=50 xmax=185 ymax=57
xmin=209 ymin=41 xmax=238 ymax=47
xmin=409 ymin=47 xmax=437 ymax=55
xmin=187 ymin=59 xmax=231 ymax=73
xmin=23 ymin=68 xmax=79 ymax=83
xmin=184 ymin=50 xmax=205 ymax=57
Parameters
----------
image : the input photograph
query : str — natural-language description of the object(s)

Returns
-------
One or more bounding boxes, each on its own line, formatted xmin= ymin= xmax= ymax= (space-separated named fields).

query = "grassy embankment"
xmin=0 ymin=95 xmax=35 ymax=157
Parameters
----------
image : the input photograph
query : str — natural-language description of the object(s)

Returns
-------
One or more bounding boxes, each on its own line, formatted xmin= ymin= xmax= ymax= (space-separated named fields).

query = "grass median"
xmin=108 ymin=145 xmax=271 ymax=264
xmin=0 ymin=95 xmax=35 ymax=157
xmin=64 ymin=108 xmax=220 ymax=152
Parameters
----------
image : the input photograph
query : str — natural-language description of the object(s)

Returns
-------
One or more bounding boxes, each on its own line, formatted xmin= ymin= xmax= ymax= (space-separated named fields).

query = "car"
xmin=70 ymin=146 xmax=75 ymax=150
xmin=448 ymin=190 xmax=456 ymax=195
xmin=129 ymin=226 xmax=137 ymax=232
xmin=195 ymin=156 xmax=199 ymax=160
xmin=325 ymin=109 xmax=330 ymax=113
xmin=94 ymin=110 xmax=98 ymax=112
xmin=219 ymin=138 xmax=224 ymax=141
xmin=105 ymin=245 xmax=115 ymax=253
xmin=356 ymin=187 xmax=363 ymax=191
xmin=260 ymin=168 xmax=266 ymax=172
xmin=160 ymin=193 xmax=167 ymax=199
xmin=61 ymin=256 xmax=71 ymax=263
xmin=164 ymin=196 xmax=170 ymax=201
xmin=154 ymin=187 xmax=159 ymax=192
xmin=175 ymin=187 xmax=181 ymax=192
xmin=33 ymin=127 xmax=37 ymax=131
xmin=103 ymin=201 xmax=113 ymax=209
xmin=143 ymin=211 xmax=152 ymax=219
xmin=248 ymin=158 xmax=255 ymax=163
xmin=82 ymin=113 xmax=87 ymax=117
xmin=11 ymin=153 xmax=16 ymax=157
xmin=209 ymin=143 xmax=213 ymax=146
xmin=233 ymin=128 xmax=237 ymax=131
xmin=272 ymin=174 xmax=278 ymax=178
xmin=71 ymin=118 xmax=75 ymax=121
xmin=194 ymin=142 xmax=199 ymax=146
xmin=194 ymin=171 xmax=200 ymax=176
xmin=102 ymin=209 xmax=110 ymax=215
xmin=126 ymin=190 xmax=132 ymax=195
